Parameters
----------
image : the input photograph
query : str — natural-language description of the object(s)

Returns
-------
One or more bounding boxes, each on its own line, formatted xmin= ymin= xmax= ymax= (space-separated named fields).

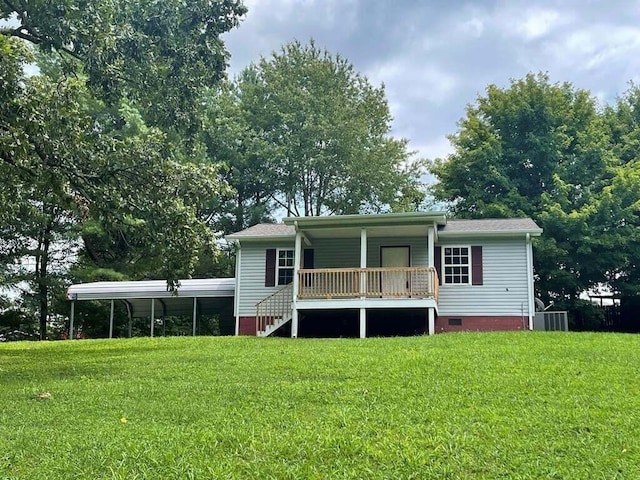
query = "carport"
xmin=66 ymin=278 xmax=235 ymax=339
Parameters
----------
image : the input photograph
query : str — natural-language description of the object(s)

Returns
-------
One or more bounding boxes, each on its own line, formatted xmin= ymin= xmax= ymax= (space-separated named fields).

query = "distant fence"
xmin=534 ymin=311 xmax=568 ymax=331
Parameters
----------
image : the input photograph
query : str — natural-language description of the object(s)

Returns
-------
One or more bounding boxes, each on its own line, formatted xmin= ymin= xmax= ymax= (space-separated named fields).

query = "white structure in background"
xmin=66 ymin=278 xmax=235 ymax=338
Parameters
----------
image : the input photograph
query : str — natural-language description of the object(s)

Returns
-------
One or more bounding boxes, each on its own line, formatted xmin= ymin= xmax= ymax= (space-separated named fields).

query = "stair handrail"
xmin=255 ymin=284 xmax=293 ymax=334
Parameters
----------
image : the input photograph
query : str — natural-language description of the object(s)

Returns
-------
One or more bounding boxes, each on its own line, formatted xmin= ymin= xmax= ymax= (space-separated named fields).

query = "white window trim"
xmin=276 ymin=248 xmax=295 ymax=286
xmin=442 ymin=245 xmax=472 ymax=286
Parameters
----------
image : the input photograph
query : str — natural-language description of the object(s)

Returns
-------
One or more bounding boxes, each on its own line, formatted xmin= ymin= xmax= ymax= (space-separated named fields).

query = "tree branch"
xmin=3 ymin=26 xmax=85 ymax=61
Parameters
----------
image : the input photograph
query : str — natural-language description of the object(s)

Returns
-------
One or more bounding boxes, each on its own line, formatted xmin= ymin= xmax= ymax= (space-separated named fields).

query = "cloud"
xmin=514 ymin=9 xmax=566 ymax=41
xmin=223 ymin=0 xmax=640 ymax=165
xmin=559 ymin=25 xmax=640 ymax=70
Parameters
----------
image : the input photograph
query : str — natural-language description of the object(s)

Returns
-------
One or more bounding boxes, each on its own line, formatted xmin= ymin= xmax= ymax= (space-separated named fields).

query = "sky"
xmin=222 ymin=0 xmax=640 ymax=162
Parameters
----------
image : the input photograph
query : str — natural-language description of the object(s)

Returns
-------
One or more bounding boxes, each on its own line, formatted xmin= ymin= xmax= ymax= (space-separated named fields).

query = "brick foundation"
xmin=435 ymin=316 xmax=526 ymax=333
xmin=238 ymin=316 xmax=257 ymax=336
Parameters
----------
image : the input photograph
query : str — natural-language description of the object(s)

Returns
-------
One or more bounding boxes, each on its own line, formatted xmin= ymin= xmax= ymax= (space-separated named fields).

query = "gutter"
xmin=525 ymin=233 xmax=534 ymax=330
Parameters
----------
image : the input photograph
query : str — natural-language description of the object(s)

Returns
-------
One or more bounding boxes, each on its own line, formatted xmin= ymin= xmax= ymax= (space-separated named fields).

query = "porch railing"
xmin=298 ymin=267 xmax=438 ymax=300
xmin=256 ymin=284 xmax=293 ymax=334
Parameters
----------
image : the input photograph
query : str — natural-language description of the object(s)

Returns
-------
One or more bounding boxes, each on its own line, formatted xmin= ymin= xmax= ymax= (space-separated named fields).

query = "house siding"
xmin=313 ymin=238 xmax=360 ymax=268
xmin=237 ymin=241 xmax=295 ymax=317
xmin=436 ymin=238 xmax=529 ymax=317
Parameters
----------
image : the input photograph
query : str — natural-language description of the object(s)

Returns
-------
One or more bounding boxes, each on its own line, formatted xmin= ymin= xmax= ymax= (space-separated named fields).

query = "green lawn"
xmin=1 ymin=332 xmax=639 ymax=479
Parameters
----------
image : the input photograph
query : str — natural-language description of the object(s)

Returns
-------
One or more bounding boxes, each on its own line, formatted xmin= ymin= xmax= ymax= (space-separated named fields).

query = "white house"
xmin=226 ymin=212 xmax=542 ymax=338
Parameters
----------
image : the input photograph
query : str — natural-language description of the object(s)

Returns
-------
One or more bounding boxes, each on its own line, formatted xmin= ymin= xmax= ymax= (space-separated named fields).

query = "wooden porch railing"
xmin=255 ymin=284 xmax=293 ymax=334
xmin=298 ymin=267 xmax=439 ymax=300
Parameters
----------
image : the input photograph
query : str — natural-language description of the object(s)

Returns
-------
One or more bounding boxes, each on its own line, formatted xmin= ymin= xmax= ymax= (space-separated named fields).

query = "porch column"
xmin=427 ymin=226 xmax=435 ymax=268
xmin=428 ymin=308 xmax=435 ymax=335
xmin=428 ymin=226 xmax=436 ymax=336
xmin=291 ymin=229 xmax=302 ymax=338
xmin=109 ymin=299 xmax=114 ymax=339
xmin=360 ymin=228 xmax=367 ymax=338
xmin=150 ymin=299 xmax=155 ymax=338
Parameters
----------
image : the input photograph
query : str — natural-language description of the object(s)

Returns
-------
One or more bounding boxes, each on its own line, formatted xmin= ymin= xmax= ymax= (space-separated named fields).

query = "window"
xmin=443 ymin=247 xmax=470 ymax=284
xmin=277 ymin=249 xmax=294 ymax=285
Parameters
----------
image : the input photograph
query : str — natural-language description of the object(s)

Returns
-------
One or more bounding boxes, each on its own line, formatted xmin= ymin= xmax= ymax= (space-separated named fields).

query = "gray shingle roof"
xmin=227 ymin=223 xmax=295 ymax=238
xmin=441 ymin=218 xmax=541 ymax=233
xmin=228 ymin=217 xmax=542 ymax=240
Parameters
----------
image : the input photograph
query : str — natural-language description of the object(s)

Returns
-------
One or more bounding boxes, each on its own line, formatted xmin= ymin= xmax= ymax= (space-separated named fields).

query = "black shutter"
xmin=434 ymin=246 xmax=442 ymax=285
xmin=471 ymin=246 xmax=483 ymax=285
xmin=265 ymin=249 xmax=276 ymax=287
xmin=303 ymin=249 xmax=314 ymax=269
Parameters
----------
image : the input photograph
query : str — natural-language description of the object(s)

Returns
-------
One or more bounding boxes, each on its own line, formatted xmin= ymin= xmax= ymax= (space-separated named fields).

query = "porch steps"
xmin=257 ymin=313 xmax=292 ymax=337
xmin=256 ymin=284 xmax=293 ymax=337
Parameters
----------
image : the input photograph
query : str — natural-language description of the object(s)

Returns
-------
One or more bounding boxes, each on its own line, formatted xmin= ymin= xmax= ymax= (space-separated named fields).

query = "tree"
xmin=1 ymin=0 xmax=246 ymax=131
xmin=202 ymin=73 xmax=276 ymax=234
xmin=429 ymin=73 xmax=611 ymax=301
xmin=207 ymin=40 xmax=424 ymax=223
xmin=0 ymin=0 xmax=241 ymax=337
xmin=596 ymin=86 xmax=640 ymax=297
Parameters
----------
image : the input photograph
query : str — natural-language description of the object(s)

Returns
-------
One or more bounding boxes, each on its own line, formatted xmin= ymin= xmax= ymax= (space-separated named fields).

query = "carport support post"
xmin=69 ymin=300 xmax=75 ymax=340
xmin=150 ymin=299 xmax=155 ymax=338
xmin=192 ymin=297 xmax=197 ymax=336
xmin=109 ymin=299 xmax=114 ymax=339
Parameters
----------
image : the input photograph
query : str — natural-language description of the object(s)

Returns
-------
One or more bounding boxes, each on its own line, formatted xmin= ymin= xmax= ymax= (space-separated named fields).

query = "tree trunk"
xmin=38 ymin=224 xmax=52 ymax=340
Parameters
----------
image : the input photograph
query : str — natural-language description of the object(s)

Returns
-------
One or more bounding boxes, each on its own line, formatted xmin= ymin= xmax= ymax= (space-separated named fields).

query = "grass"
xmin=1 ymin=332 xmax=639 ymax=479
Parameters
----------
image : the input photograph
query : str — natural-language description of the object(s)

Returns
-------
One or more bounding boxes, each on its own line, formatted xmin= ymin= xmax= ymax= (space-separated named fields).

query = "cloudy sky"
xmin=222 ymin=0 xmax=640 ymax=162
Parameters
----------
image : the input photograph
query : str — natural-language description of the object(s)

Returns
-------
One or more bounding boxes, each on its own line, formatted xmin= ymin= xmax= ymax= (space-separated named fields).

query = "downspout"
xmin=525 ymin=233 xmax=534 ymax=330
xmin=233 ymin=241 xmax=241 ymax=336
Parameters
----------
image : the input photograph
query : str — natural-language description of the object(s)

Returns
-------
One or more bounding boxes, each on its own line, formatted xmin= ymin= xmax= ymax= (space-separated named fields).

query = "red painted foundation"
xmin=435 ymin=316 xmax=526 ymax=333
xmin=238 ymin=316 xmax=257 ymax=336
xmin=238 ymin=314 xmax=526 ymax=336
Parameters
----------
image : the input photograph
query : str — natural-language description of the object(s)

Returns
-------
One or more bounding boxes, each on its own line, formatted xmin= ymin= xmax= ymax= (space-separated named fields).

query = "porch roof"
xmin=226 ymin=214 xmax=542 ymax=241
xmin=227 ymin=212 xmax=448 ymax=241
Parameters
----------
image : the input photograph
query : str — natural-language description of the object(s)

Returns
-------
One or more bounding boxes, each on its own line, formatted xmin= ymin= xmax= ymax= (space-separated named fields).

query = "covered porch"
xmin=259 ymin=212 xmax=445 ymax=338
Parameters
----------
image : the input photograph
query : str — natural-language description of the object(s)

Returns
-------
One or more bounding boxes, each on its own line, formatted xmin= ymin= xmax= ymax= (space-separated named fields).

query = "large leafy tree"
xmin=0 ymin=1 xmax=245 ymax=338
xmin=430 ymin=73 xmax=611 ymax=301
xmin=597 ymin=86 xmax=640 ymax=297
xmin=1 ymin=0 xmax=246 ymax=130
xmin=207 ymin=40 xmax=424 ymax=224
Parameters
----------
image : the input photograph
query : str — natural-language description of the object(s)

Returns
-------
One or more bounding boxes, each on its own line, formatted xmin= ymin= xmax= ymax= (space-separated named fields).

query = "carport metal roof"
xmin=66 ymin=278 xmax=235 ymax=338
xmin=67 ymin=278 xmax=234 ymax=301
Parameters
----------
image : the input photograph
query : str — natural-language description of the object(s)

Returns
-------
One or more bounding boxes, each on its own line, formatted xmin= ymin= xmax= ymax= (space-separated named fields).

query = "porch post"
xmin=360 ymin=228 xmax=367 ymax=338
xmin=150 ymin=299 xmax=155 ymax=338
xmin=427 ymin=226 xmax=435 ymax=268
xmin=428 ymin=308 xmax=435 ymax=335
xmin=428 ymin=226 xmax=436 ymax=336
xmin=291 ymin=229 xmax=302 ymax=338
xmin=109 ymin=299 xmax=114 ymax=339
